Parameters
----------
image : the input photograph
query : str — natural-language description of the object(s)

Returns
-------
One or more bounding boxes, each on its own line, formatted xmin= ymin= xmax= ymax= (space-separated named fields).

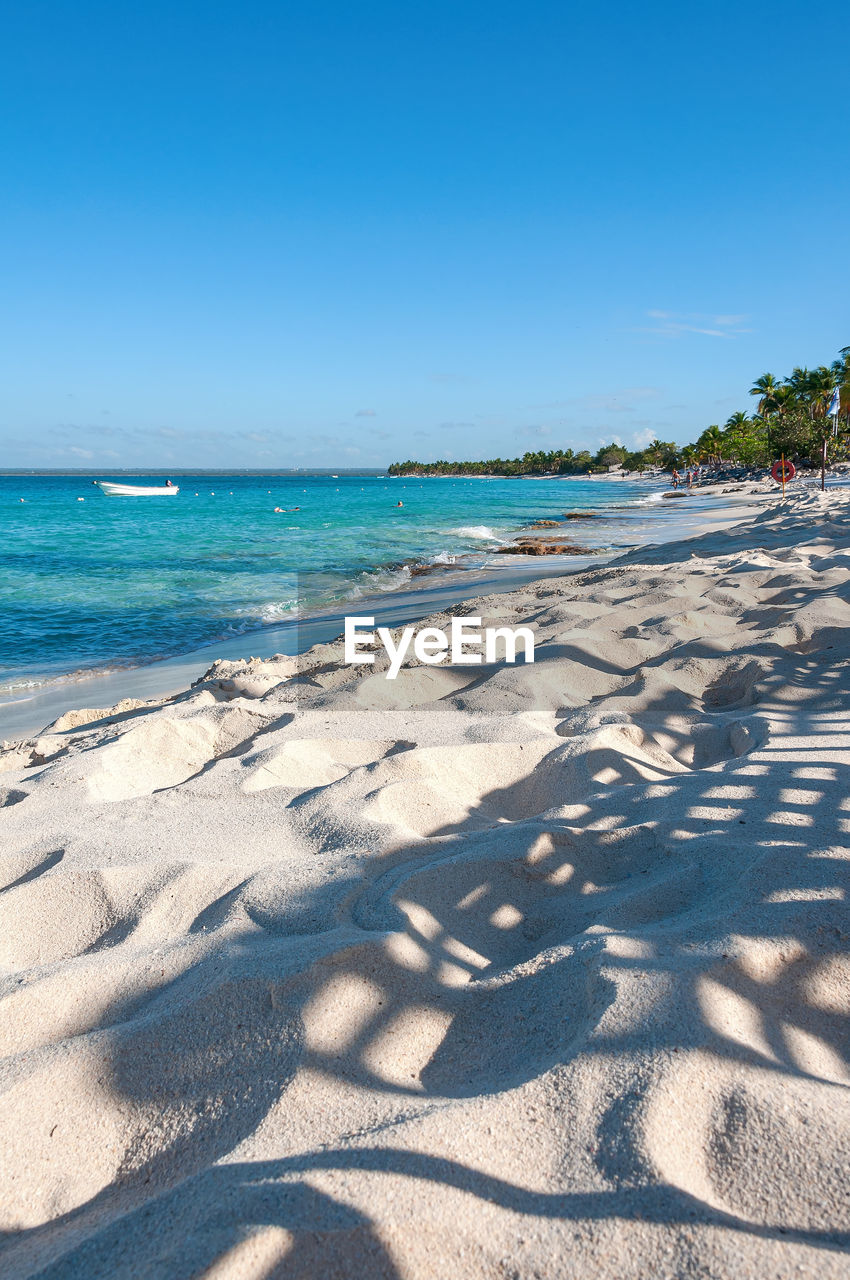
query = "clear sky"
xmin=2 ymin=0 xmax=848 ymax=469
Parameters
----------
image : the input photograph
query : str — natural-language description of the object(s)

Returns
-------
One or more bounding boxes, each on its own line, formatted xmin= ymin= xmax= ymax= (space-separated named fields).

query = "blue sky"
xmin=1 ymin=0 xmax=848 ymax=469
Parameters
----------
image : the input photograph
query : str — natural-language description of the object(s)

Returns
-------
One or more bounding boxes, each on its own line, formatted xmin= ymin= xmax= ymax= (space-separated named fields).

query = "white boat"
xmin=93 ymin=480 xmax=179 ymax=497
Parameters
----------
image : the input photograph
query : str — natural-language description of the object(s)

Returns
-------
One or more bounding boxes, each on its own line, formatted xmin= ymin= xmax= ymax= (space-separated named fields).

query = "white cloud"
xmin=532 ymin=388 xmax=662 ymax=415
xmin=355 ymin=409 xmax=376 ymax=417
xmin=641 ymin=310 xmax=751 ymax=339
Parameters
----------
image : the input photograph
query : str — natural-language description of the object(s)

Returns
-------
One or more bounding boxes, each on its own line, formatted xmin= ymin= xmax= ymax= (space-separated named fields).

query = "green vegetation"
xmin=389 ymin=348 xmax=850 ymax=477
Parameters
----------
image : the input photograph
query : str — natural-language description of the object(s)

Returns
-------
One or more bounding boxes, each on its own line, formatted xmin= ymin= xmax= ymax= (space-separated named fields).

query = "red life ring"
xmin=771 ymin=459 xmax=796 ymax=483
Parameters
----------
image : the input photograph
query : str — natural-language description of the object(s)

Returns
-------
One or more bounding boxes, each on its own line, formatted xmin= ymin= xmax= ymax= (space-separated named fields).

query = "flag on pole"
xmin=828 ymin=385 xmax=841 ymax=417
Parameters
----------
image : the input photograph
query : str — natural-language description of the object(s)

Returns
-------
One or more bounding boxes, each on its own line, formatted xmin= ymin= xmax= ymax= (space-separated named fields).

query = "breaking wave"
xmin=448 ymin=525 xmax=501 ymax=541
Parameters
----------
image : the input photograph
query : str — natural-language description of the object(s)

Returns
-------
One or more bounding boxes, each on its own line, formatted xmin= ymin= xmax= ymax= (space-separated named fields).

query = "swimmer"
xmin=396 ymin=501 xmax=403 ymax=507
xmin=274 ymin=506 xmax=284 ymax=513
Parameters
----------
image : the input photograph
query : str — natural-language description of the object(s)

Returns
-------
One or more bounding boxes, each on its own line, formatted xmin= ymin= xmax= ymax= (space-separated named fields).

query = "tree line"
xmin=389 ymin=347 xmax=850 ymax=477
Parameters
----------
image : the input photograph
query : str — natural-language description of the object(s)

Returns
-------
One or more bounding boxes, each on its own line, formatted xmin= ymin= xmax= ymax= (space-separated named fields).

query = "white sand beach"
xmin=1 ymin=487 xmax=849 ymax=1278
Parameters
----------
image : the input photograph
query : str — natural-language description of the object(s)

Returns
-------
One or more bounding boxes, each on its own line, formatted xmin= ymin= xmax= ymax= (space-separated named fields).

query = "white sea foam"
xmin=232 ymin=599 xmax=300 ymax=627
xmin=348 ymin=564 xmax=414 ymax=599
xmin=449 ymin=525 xmax=501 ymax=540
xmin=254 ymin=600 xmax=300 ymax=622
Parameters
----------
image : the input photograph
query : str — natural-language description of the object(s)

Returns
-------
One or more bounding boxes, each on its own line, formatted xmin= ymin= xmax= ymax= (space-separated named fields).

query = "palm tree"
xmin=830 ymin=350 xmax=850 ymax=383
xmin=725 ymin=411 xmax=750 ymax=430
xmin=750 ymin=373 xmax=780 ymax=415
xmin=833 ymin=350 xmax=850 ymax=424
xmin=772 ymin=384 xmax=796 ymax=415
xmin=723 ymin=412 xmax=751 ymax=462
xmin=808 ymin=366 xmax=837 ymax=418
xmin=697 ymin=425 xmax=724 ymax=465
xmin=787 ymin=367 xmax=819 ymax=417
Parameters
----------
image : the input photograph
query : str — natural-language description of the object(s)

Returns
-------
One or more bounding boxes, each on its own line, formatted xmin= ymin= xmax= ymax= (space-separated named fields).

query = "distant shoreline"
xmin=0 ymin=468 xmax=388 ymax=477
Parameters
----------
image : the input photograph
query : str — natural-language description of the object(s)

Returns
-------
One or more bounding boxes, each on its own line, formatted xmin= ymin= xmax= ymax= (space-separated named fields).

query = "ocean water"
xmin=1 ymin=472 xmax=664 ymax=695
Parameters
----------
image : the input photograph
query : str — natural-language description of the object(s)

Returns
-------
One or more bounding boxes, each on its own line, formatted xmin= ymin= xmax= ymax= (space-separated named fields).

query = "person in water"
xmin=396 ymin=501 xmax=403 ymax=507
xmin=165 ymin=479 xmax=174 ymax=487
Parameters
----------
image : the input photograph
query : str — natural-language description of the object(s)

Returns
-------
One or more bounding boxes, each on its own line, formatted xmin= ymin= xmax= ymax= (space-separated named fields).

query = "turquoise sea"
xmin=1 ymin=472 xmax=669 ymax=697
